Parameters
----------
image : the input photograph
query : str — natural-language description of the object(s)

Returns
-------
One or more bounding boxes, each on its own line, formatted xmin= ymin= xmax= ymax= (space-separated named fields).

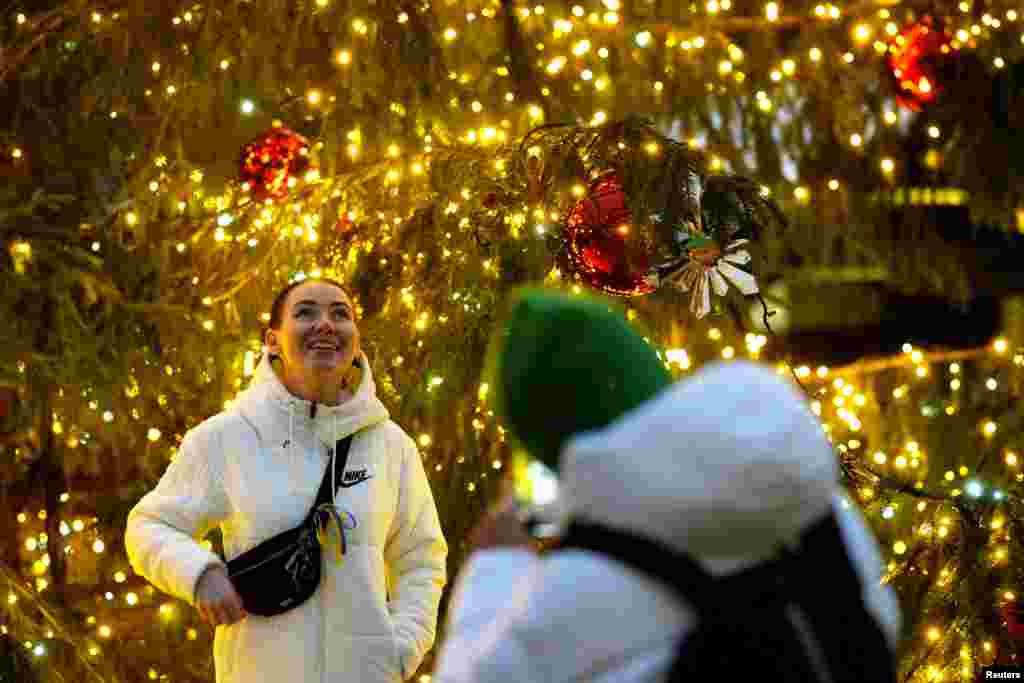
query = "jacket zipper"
xmin=321 ymin=443 xmax=330 ymax=683
xmin=234 ymin=441 xmax=332 ymax=579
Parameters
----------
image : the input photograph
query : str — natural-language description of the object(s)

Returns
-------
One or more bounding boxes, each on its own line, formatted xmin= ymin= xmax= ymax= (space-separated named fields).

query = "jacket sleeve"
xmin=383 ymin=431 xmax=449 ymax=679
xmin=432 ymin=549 xmax=546 ymax=683
xmin=125 ymin=420 xmax=231 ymax=605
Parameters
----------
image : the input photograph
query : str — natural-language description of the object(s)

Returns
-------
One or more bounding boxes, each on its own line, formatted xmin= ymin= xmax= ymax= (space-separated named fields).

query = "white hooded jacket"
xmin=126 ymin=353 xmax=448 ymax=683
xmin=434 ymin=361 xmax=900 ymax=683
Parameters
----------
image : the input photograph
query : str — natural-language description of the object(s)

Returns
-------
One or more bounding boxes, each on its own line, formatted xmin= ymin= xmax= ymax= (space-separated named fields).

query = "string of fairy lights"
xmin=3 ymin=0 xmax=1017 ymax=382
xmin=4 ymin=2 xmax=1023 ymax=197
xmin=800 ymin=336 xmax=1024 ymax=678
xmin=2 ymin=2 xmax=1020 ymax=362
xmin=5 ymin=310 xmax=1023 ymax=676
xmin=5 ymin=221 xmax=1024 ymax=681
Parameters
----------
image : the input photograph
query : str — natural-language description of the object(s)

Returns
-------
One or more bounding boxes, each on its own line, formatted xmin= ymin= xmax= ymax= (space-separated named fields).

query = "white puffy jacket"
xmin=126 ymin=353 xmax=448 ymax=683
xmin=434 ymin=360 xmax=900 ymax=683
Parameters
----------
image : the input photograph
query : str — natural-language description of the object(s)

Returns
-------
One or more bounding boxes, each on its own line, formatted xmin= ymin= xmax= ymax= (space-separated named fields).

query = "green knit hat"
xmin=487 ymin=287 xmax=672 ymax=472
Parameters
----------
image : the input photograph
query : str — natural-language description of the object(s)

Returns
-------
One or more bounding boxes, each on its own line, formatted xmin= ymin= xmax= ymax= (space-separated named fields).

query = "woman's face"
xmin=266 ymin=281 xmax=360 ymax=381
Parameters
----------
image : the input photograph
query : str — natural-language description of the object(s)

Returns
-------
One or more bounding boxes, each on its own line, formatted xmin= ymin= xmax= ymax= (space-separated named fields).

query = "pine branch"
xmin=207 ymin=232 xmax=285 ymax=304
xmin=119 ymin=302 xmax=192 ymax=316
xmin=0 ymin=562 xmax=119 ymax=683
xmin=903 ymin=640 xmax=941 ymax=683
xmin=862 ymin=463 xmax=954 ymax=503
xmin=0 ymin=13 xmax=66 ymax=84
xmin=644 ymin=0 xmax=902 ymax=36
xmin=500 ymin=0 xmax=545 ymax=118
xmin=0 ymin=0 xmax=143 ymax=85
xmin=781 ymin=266 xmax=892 ymax=284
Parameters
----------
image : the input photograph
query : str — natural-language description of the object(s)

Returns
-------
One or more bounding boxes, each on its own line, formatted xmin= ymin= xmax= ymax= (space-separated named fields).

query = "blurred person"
xmin=126 ymin=278 xmax=447 ymax=683
xmin=432 ymin=287 xmax=900 ymax=683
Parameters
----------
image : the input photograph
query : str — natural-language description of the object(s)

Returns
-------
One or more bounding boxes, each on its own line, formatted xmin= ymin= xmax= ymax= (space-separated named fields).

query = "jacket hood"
xmin=235 ymin=351 xmax=389 ymax=446
xmin=561 ymin=360 xmax=838 ymax=563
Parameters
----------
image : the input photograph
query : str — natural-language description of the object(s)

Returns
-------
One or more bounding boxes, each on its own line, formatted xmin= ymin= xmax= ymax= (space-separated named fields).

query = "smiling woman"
xmin=266 ymin=278 xmax=362 ymax=406
xmin=125 ymin=277 xmax=448 ymax=683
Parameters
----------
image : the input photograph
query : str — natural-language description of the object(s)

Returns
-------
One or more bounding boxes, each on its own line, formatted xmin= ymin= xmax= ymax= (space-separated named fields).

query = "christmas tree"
xmin=1 ymin=0 xmax=1023 ymax=681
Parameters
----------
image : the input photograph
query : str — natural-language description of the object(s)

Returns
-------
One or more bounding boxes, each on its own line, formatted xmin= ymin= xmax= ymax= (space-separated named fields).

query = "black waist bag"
xmin=226 ymin=435 xmax=352 ymax=617
xmin=558 ymin=513 xmax=897 ymax=683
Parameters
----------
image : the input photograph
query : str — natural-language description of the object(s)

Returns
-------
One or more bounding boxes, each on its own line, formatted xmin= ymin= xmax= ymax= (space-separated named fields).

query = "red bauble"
xmin=563 ymin=174 xmax=657 ymax=297
xmin=0 ymin=388 xmax=14 ymax=419
xmin=239 ymin=126 xmax=312 ymax=202
xmin=335 ymin=212 xmax=354 ymax=234
xmin=888 ymin=17 xmax=957 ymax=111
xmin=1002 ymin=602 xmax=1024 ymax=640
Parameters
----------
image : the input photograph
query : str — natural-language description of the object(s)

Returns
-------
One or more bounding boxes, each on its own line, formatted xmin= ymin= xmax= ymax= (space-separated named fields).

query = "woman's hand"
xmin=195 ymin=565 xmax=248 ymax=627
xmin=468 ymin=494 xmax=537 ymax=552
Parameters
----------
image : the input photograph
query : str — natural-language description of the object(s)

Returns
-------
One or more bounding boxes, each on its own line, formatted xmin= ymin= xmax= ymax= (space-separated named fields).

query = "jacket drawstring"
xmin=332 ymin=413 xmax=339 ymax=509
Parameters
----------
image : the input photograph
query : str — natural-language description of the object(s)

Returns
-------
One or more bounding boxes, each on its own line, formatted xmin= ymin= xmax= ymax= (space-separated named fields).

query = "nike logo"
xmin=339 ymin=469 xmax=373 ymax=488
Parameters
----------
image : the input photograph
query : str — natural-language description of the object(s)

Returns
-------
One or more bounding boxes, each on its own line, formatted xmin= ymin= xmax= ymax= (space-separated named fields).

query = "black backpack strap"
xmin=785 ymin=513 xmax=898 ymax=683
xmin=557 ymin=520 xmax=806 ymax=616
xmin=308 ymin=435 xmax=354 ymax=520
xmin=557 ymin=521 xmax=722 ymax=613
xmin=557 ymin=514 xmax=896 ymax=683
